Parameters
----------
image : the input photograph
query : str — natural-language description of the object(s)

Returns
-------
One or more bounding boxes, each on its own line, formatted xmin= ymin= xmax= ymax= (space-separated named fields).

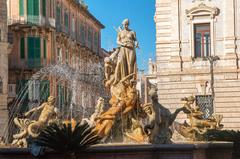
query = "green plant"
xmin=34 ymin=122 xmax=101 ymax=153
xmin=203 ymin=129 xmax=240 ymax=143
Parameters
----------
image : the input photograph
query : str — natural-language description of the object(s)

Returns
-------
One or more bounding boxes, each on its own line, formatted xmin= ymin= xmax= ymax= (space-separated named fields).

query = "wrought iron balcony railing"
xmin=8 ymin=16 xmax=55 ymax=28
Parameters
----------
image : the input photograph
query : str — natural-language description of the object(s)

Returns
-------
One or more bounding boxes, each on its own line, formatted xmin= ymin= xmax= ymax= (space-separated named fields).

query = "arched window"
xmin=0 ymin=77 xmax=3 ymax=94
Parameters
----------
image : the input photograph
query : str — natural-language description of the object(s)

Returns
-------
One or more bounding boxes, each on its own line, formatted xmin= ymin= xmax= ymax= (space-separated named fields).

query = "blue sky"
xmin=84 ymin=0 xmax=156 ymax=72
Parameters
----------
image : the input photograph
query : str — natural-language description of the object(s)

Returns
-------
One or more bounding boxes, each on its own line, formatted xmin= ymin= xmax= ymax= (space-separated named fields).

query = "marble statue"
xmin=93 ymin=19 xmax=140 ymax=142
xmin=174 ymin=96 xmax=223 ymax=141
xmin=12 ymin=96 xmax=58 ymax=147
xmin=113 ymin=18 xmax=139 ymax=85
xmin=143 ymin=87 xmax=188 ymax=144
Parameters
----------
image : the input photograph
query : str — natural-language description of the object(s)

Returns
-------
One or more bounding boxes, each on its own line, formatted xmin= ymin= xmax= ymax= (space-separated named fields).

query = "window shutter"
xmin=34 ymin=0 xmax=39 ymax=16
xmin=19 ymin=0 xmax=24 ymax=16
xmin=56 ymin=6 xmax=61 ymax=25
xmin=28 ymin=37 xmax=34 ymax=59
xmin=27 ymin=0 xmax=34 ymax=15
xmin=44 ymin=39 xmax=47 ymax=59
xmin=40 ymin=80 xmax=50 ymax=101
xmin=42 ymin=0 xmax=46 ymax=16
xmin=20 ymin=37 xmax=25 ymax=59
xmin=27 ymin=37 xmax=41 ymax=68
xmin=35 ymin=38 xmax=41 ymax=58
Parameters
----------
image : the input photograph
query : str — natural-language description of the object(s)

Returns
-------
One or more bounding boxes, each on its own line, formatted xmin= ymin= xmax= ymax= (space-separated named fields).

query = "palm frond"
xmin=34 ymin=122 xmax=101 ymax=153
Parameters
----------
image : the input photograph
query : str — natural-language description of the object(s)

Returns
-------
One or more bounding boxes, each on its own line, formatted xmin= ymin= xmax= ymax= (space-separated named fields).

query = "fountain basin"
xmin=0 ymin=142 xmax=233 ymax=159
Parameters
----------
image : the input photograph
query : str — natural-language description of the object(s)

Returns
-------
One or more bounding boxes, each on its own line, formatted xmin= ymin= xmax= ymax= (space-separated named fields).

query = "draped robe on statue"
xmin=114 ymin=30 xmax=137 ymax=84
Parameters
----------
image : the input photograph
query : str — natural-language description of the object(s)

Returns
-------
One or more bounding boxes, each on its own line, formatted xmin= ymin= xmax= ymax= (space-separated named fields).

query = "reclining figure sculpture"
xmin=12 ymin=96 xmax=58 ymax=147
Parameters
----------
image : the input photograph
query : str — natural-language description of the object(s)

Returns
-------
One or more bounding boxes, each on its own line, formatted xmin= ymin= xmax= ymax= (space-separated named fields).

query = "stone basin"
xmin=0 ymin=142 xmax=233 ymax=159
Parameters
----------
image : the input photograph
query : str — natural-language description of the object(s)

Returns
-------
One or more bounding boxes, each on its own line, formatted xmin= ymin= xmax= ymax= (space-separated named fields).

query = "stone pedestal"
xmin=0 ymin=142 xmax=233 ymax=159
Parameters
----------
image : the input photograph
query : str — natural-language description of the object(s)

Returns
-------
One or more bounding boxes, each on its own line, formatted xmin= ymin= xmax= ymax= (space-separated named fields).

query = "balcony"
xmin=8 ymin=16 xmax=55 ymax=28
xmin=27 ymin=58 xmax=41 ymax=69
xmin=9 ymin=58 xmax=46 ymax=70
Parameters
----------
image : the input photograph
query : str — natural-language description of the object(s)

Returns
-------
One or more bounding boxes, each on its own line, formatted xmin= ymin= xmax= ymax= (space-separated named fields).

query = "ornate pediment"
xmin=186 ymin=3 xmax=219 ymax=19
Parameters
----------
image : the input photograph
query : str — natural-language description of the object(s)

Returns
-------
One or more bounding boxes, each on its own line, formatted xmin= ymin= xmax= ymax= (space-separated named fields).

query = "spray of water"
xmin=2 ymin=59 xmax=106 ymax=142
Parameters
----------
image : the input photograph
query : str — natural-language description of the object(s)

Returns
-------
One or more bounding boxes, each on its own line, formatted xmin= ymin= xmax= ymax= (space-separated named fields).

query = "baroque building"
xmin=0 ymin=0 xmax=9 ymax=136
xmin=156 ymin=0 xmax=240 ymax=130
xmin=7 ymin=0 xmax=105 ymax=118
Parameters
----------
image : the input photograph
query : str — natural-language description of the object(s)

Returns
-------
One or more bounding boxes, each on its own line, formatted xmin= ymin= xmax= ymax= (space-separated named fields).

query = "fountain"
xmin=0 ymin=19 xmax=233 ymax=159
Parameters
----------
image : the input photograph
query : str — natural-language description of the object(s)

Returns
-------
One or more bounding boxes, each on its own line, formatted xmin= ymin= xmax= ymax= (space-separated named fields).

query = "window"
xmin=57 ymin=83 xmax=65 ymax=111
xmin=17 ymin=80 xmax=29 ymax=112
xmin=0 ymin=77 xmax=3 ymax=94
xmin=20 ymin=37 xmax=25 ymax=59
xmin=94 ymin=32 xmax=99 ymax=53
xmin=195 ymin=95 xmax=213 ymax=119
xmin=80 ymin=24 xmax=85 ymax=44
xmin=8 ymin=33 xmax=14 ymax=44
xmin=8 ymin=84 xmax=16 ymax=97
xmin=40 ymin=80 xmax=50 ymax=102
xmin=42 ymin=0 xmax=46 ymax=17
xmin=56 ymin=5 xmax=61 ymax=30
xmin=72 ymin=17 xmax=75 ymax=33
xmin=194 ymin=24 xmax=211 ymax=58
xmin=16 ymin=80 xmax=28 ymax=101
xmin=19 ymin=0 xmax=24 ymax=16
xmin=65 ymin=50 xmax=69 ymax=64
xmin=87 ymin=27 xmax=92 ymax=49
xmin=27 ymin=0 xmax=39 ymax=16
xmin=57 ymin=48 xmax=62 ymax=62
xmin=44 ymin=39 xmax=47 ymax=59
xmin=27 ymin=37 xmax=41 ymax=68
xmin=64 ymin=11 xmax=69 ymax=32
xmin=28 ymin=80 xmax=40 ymax=102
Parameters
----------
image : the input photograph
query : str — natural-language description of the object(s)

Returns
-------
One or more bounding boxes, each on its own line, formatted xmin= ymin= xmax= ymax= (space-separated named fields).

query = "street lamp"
xmin=204 ymin=55 xmax=220 ymax=110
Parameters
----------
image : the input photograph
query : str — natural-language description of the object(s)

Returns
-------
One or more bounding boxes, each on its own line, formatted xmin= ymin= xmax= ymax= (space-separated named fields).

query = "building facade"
xmin=7 ymin=0 xmax=105 ymax=119
xmin=0 ymin=0 xmax=9 ymax=136
xmin=156 ymin=0 xmax=240 ymax=130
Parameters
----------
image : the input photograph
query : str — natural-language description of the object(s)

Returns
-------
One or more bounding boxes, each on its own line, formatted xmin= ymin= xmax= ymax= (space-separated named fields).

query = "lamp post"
xmin=205 ymin=55 xmax=220 ymax=110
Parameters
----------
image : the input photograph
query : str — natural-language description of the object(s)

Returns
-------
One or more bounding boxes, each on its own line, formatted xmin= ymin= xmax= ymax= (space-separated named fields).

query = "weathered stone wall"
xmin=156 ymin=0 xmax=240 ymax=130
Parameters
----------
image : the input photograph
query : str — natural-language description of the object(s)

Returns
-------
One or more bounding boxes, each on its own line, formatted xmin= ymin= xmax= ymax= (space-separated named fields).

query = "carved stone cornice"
xmin=186 ymin=3 xmax=219 ymax=20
